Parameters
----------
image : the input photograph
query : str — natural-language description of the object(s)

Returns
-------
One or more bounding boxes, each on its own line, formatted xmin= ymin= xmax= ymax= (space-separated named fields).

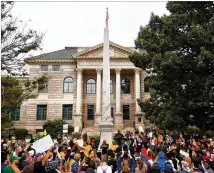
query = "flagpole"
xmin=99 ymin=7 xmax=113 ymax=150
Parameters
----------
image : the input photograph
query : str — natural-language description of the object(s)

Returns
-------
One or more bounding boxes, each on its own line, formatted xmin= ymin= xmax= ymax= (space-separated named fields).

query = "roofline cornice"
xmin=24 ymin=59 xmax=76 ymax=64
xmin=77 ymin=56 xmax=129 ymax=60
xmin=73 ymin=41 xmax=134 ymax=58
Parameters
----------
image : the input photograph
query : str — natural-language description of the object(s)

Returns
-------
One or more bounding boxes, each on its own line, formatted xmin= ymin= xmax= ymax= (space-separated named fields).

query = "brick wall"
xmin=20 ymin=64 xmax=77 ymax=133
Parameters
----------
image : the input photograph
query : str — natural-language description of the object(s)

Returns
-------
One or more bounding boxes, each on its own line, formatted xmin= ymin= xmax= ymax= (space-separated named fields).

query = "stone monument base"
xmin=73 ymin=113 xmax=82 ymax=132
xmin=134 ymin=112 xmax=145 ymax=131
xmin=114 ymin=112 xmax=124 ymax=130
xmin=94 ymin=113 xmax=102 ymax=128
xmin=98 ymin=121 xmax=114 ymax=150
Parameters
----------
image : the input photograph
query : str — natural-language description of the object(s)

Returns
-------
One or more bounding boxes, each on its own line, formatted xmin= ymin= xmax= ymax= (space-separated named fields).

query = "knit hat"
xmin=202 ymin=156 xmax=210 ymax=161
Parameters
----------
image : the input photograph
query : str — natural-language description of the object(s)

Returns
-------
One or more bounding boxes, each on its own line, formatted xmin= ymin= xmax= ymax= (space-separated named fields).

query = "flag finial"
xmin=106 ymin=7 xmax=109 ymax=27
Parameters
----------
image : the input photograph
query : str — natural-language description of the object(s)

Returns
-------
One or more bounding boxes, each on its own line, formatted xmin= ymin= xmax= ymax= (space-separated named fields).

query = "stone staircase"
xmin=81 ymin=127 xmax=101 ymax=137
xmin=81 ymin=127 xmax=136 ymax=137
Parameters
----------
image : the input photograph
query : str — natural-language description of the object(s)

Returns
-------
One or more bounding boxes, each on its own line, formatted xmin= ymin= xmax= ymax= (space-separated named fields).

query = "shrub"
xmin=43 ymin=119 xmax=65 ymax=139
xmin=91 ymin=135 xmax=100 ymax=144
xmin=68 ymin=125 xmax=74 ymax=134
xmin=72 ymin=132 xmax=81 ymax=139
xmin=14 ymin=129 xmax=28 ymax=139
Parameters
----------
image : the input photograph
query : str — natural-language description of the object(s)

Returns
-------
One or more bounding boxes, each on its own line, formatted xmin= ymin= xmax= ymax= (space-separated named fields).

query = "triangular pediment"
xmin=73 ymin=41 xmax=135 ymax=58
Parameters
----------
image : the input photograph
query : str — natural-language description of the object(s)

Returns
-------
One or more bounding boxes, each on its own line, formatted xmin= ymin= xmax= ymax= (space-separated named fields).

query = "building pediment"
xmin=74 ymin=41 xmax=135 ymax=59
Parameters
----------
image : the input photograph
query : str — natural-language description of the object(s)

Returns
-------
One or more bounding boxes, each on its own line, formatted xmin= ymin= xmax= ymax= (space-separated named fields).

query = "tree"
xmin=1 ymin=75 xmax=49 ymax=130
xmin=1 ymin=1 xmax=44 ymax=75
xmin=129 ymin=2 xmax=214 ymax=131
xmin=43 ymin=119 xmax=65 ymax=139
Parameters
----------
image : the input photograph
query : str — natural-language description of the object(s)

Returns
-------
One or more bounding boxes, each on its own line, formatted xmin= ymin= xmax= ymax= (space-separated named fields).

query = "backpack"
xmin=101 ymin=166 xmax=108 ymax=173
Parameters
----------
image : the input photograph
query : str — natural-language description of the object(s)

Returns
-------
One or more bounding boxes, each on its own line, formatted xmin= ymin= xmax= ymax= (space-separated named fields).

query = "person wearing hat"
xmin=4 ymin=155 xmax=21 ymax=173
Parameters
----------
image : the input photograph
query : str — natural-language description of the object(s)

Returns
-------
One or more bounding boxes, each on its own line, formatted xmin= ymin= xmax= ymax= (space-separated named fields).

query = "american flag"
xmin=106 ymin=7 xmax=109 ymax=27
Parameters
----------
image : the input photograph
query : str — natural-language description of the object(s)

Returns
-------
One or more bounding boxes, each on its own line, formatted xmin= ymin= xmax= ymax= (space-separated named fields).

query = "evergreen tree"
xmin=129 ymin=2 xmax=214 ymax=131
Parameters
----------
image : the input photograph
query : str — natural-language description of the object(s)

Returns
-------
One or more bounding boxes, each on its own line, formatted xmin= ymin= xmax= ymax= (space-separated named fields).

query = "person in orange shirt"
xmin=59 ymin=146 xmax=66 ymax=159
xmin=109 ymin=140 xmax=118 ymax=152
xmin=82 ymin=142 xmax=92 ymax=157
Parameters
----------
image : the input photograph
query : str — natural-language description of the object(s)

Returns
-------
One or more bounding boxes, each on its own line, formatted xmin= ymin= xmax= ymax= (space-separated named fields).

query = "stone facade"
xmin=13 ymin=42 xmax=148 ymax=133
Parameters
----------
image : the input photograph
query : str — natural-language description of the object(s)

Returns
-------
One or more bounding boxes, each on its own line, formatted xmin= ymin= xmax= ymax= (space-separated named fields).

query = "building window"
xmin=110 ymin=79 xmax=113 ymax=94
xmin=123 ymin=105 xmax=130 ymax=120
xmin=121 ymin=78 xmax=130 ymax=94
xmin=37 ymin=105 xmax=47 ymax=120
xmin=11 ymin=108 xmax=20 ymax=121
xmin=64 ymin=77 xmax=73 ymax=93
xmin=41 ymin=65 xmax=48 ymax=71
xmin=87 ymin=105 xmax=94 ymax=120
xmin=63 ymin=104 xmax=73 ymax=120
xmin=86 ymin=79 xmax=96 ymax=94
xmin=38 ymin=82 xmax=48 ymax=93
xmin=52 ymin=65 xmax=60 ymax=71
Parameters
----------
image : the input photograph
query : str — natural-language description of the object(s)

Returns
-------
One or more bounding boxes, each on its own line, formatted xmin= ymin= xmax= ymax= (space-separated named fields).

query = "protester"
xmin=135 ymin=157 xmax=148 ymax=173
xmin=97 ymin=154 xmax=112 ymax=173
xmin=4 ymin=155 xmax=21 ymax=173
xmin=1 ymin=153 xmax=9 ymax=173
xmin=1 ymin=128 xmax=214 ymax=173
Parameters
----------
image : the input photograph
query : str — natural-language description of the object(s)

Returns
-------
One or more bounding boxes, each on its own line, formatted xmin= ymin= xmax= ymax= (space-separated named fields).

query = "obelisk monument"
xmin=99 ymin=8 xmax=114 ymax=147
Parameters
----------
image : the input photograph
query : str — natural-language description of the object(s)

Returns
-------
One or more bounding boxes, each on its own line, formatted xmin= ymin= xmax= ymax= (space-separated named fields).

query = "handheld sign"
xmin=31 ymin=135 xmax=54 ymax=153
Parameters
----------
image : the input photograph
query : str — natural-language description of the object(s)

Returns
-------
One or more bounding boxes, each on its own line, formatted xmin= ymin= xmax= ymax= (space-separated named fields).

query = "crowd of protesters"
xmin=1 ymin=129 xmax=214 ymax=173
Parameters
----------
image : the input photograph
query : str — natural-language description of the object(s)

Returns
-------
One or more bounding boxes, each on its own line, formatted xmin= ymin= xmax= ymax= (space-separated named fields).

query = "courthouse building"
xmin=12 ymin=41 xmax=150 ymax=134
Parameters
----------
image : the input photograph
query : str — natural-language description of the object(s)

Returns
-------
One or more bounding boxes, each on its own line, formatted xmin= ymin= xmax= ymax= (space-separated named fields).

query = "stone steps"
xmin=81 ymin=126 xmax=136 ymax=137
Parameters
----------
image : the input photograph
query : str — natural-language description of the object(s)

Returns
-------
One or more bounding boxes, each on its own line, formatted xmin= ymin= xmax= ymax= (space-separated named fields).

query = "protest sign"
xmin=74 ymin=139 xmax=83 ymax=147
xmin=180 ymin=150 xmax=189 ymax=157
xmin=31 ymin=135 xmax=54 ymax=153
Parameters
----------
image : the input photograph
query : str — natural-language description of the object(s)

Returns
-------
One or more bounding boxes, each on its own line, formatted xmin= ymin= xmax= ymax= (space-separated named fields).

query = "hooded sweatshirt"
xmin=157 ymin=151 xmax=166 ymax=172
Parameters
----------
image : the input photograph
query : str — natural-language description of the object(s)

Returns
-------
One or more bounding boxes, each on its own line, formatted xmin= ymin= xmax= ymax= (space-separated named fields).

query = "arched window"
xmin=64 ymin=77 xmax=73 ymax=93
xmin=87 ymin=79 xmax=96 ymax=94
xmin=110 ymin=79 xmax=113 ymax=94
xmin=121 ymin=78 xmax=130 ymax=94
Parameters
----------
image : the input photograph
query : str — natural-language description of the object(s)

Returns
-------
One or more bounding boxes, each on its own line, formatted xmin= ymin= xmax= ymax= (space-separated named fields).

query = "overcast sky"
xmin=12 ymin=1 xmax=169 ymax=56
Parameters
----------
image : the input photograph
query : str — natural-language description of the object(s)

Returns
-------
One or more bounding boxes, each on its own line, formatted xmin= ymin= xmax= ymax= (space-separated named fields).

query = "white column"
xmin=76 ymin=69 xmax=82 ymax=114
xmin=96 ymin=69 xmax=102 ymax=114
xmin=135 ymin=68 xmax=141 ymax=113
xmin=115 ymin=69 xmax=121 ymax=113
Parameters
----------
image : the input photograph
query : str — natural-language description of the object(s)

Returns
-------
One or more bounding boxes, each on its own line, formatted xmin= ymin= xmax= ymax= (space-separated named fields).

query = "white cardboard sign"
xmin=31 ymin=135 xmax=54 ymax=153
